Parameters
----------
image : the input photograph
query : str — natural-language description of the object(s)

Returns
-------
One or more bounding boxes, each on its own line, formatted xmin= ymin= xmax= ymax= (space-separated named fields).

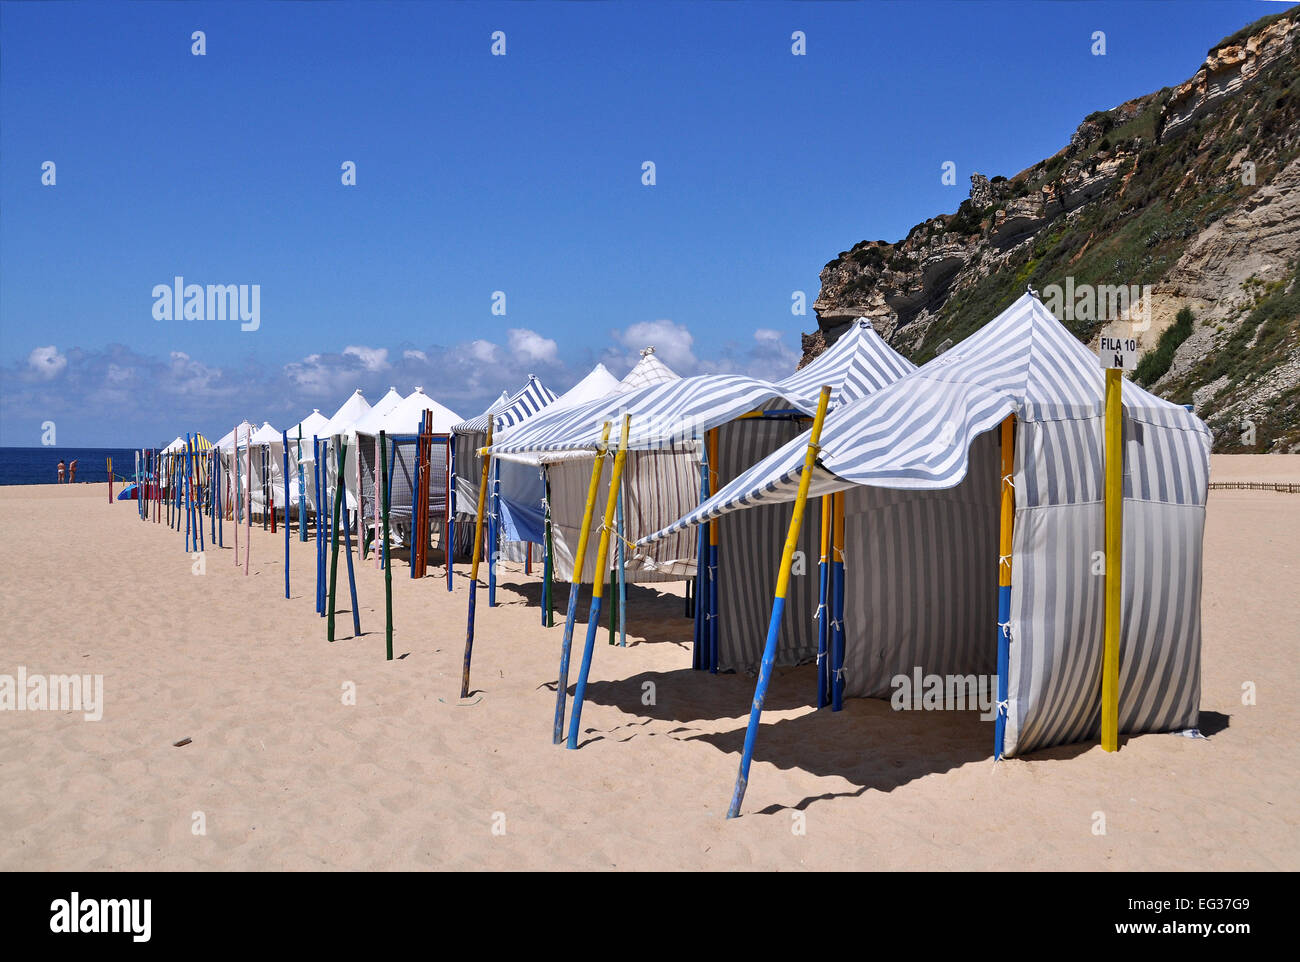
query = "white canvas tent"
xmin=643 ymin=292 xmax=1210 ymax=763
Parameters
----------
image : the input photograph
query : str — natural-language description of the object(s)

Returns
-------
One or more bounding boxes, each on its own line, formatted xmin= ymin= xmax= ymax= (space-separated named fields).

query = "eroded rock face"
xmin=803 ymin=9 xmax=1300 ymax=450
xmin=1160 ymin=14 xmax=1297 ymax=141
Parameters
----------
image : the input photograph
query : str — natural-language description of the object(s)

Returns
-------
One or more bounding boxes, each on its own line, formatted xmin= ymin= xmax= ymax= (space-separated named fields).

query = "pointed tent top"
xmin=250 ymin=421 xmax=283 ymax=445
xmin=321 ymin=390 xmax=372 ymax=437
xmin=214 ymin=421 xmax=257 ymax=452
xmin=778 ymin=316 xmax=916 ymax=409
xmin=639 ymin=292 xmax=1211 ymax=545
xmin=618 ymin=349 xmax=678 ymax=393
xmin=357 ymin=387 xmax=463 ymax=436
xmin=291 ymin=409 xmax=330 ymax=442
xmin=453 ymin=377 xmax=559 ymax=435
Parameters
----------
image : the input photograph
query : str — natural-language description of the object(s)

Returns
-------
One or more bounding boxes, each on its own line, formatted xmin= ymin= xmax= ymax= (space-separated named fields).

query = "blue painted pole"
xmin=297 ymin=425 xmax=307 ymax=544
xmin=488 ymin=458 xmax=499 ymax=607
xmin=567 ymin=414 xmax=631 ymax=750
xmin=410 ymin=422 xmax=422 ymax=579
xmin=816 ymin=498 xmax=830 ymax=709
xmin=617 ymin=486 xmax=627 ymax=648
xmin=384 ymin=435 xmax=397 ymax=570
xmin=994 ymin=415 xmax=1016 ymax=759
xmin=831 ymin=498 xmax=846 ymax=712
xmin=314 ymin=436 xmax=324 ymax=614
xmin=692 ymin=449 xmax=710 ymax=669
xmin=446 ymin=438 xmax=455 ymax=592
xmin=216 ymin=452 xmax=223 ymax=548
xmin=727 ymin=385 xmax=831 ymax=819
xmin=194 ymin=443 xmax=204 ymax=553
xmin=282 ymin=431 xmax=290 ymax=599
xmin=553 ymin=422 xmax=612 ymax=744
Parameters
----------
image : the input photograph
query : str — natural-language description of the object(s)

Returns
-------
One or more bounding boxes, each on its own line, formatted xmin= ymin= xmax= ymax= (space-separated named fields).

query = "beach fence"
xmin=1207 ymin=481 xmax=1299 ymax=492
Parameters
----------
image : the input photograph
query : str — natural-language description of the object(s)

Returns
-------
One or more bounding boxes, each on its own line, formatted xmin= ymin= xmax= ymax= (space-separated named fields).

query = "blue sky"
xmin=0 ymin=0 xmax=1285 ymax=446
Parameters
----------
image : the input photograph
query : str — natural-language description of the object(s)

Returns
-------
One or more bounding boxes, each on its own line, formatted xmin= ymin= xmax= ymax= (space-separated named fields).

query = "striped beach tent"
xmin=451 ymin=375 xmax=559 ymax=561
xmin=643 ymin=292 xmax=1210 ymax=768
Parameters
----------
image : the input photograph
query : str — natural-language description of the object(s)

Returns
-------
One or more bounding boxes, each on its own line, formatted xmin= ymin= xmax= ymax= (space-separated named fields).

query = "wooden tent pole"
xmin=542 ymin=471 xmax=555 ymax=627
xmin=488 ymin=456 xmax=499 ymax=608
xmin=380 ymin=431 xmax=393 ymax=660
xmin=817 ymin=495 xmax=831 ymax=708
xmin=552 ymin=422 xmax=612 ymax=743
xmin=313 ymin=436 xmax=324 ymax=612
xmin=1102 ymin=370 xmax=1124 ymax=752
xmin=692 ymin=444 xmax=710 ymax=669
xmin=108 ymin=457 xmax=113 ymax=503
xmin=244 ymin=425 xmax=251 ymax=574
xmin=298 ymin=426 xmax=307 ymax=543
xmin=567 ymin=414 xmax=632 ymax=748
xmin=444 ymin=436 xmax=453 ymax=589
xmin=460 ymin=423 xmax=494 ymax=697
xmin=328 ymin=438 xmax=345 ymax=641
xmin=411 ymin=421 xmax=422 ymax=580
xmin=726 ymin=385 xmax=831 ymax=819
xmin=338 ymin=436 xmax=361 ymax=637
xmin=282 ymin=431 xmax=290 ymax=599
xmin=617 ymin=485 xmax=627 ymax=648
xmin=831 ymin=490 xmax=846 ymax=711
xmin=994 ymin=414 xmax=1017 ymax=758
xmin=707 ymin=427 xmax=720 ymax=673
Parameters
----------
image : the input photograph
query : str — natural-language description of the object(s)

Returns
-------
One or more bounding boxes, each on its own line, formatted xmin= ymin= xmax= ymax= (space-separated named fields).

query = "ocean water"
xmin=0 ymin=447 xmax=146 ymax=486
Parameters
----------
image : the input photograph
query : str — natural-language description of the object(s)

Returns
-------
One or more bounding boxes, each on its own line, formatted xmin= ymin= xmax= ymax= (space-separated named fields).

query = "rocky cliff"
xmin=807 ymin=7 xmax=1300 ymax=452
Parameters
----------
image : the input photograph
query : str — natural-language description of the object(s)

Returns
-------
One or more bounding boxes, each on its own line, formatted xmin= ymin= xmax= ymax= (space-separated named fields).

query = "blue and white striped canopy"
xmin=778 ymin=317 xmax=915 ymax=408
xmin=640 ymin=292 xmax=1208 ymax=544
xmin=453 ymin=375 xmax=559 ymax=435
xmin=490 ymin=319 xmax=916 ymax=456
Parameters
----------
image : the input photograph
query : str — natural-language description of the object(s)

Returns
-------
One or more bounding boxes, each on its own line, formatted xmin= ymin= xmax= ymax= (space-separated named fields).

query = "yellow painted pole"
xmin=727 ymin=385 xmax=833 ymax=818
xmin=460 ymin=423 xmax=493 ymax=698
xmin=994 ymin=414 xmax=1016 ymax=757
xmin=1101 ymin=368 xmax=1124 ymax=752
xmin=553 ymin=421 xmax=613 ymax=743
xmin=706 ymin=427 xmax=720 ymax=673
xmin=566 ymin=414 xmax=632 ymax=747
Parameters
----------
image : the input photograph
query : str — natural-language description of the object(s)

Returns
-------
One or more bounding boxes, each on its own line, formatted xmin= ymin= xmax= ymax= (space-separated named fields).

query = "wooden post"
xmin=830 ymin=490 xmax=846 ymax=711
xmin=542 ymin=472 xmax=555 ymax=627
xmin=244 ymin=424 xmax=251 ymax=575
xmin=380 ymin=431 xmax=393 ymax=660
xmin=566 ymin=414 xmax=631 ymax=749
xmin=444 ymin=436 xmax=453 ymax=589
xmin=298 ymin=426 xmax=307 ymax=543
xmin=328 ymin=438 xmax=345 ymax=641
xmin=460 ymin=423 xmax=494 ymax=696
xmin=108 ymin=457 xmax=113 ymax=503
xmin=726 ymin=385 xmax=832 ymax=819
xmin=692 ymin=446 xmax=711 ymax=669
xmin=552 ymin=422 xmax=612 ymax=743
xmin=817 ymin=495 xmax=830 ymax=708
xmin=1102 ymin=369 xmax=1124 ymax=752
xmin=488 ymin=457 xmax=499 ymax=608
xmin=617 ymin=485 xmax=627 ymax=648
xmin=707 ymin=428 xmax=720 ymax=673
xmin=994 ymin=414 xmax=1016 ymax=759
xmin=342 ymin=448 xmax=362 ymax=639
xmin=282 ymin=431 xmax=290 ymax=599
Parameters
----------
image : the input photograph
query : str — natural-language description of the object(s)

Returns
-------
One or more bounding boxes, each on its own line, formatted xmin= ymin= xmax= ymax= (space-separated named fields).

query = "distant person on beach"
xmin=57 ymin=460 xmax=65 ymax=483
xmin=69 ymin=459 xmax=78 ymax=483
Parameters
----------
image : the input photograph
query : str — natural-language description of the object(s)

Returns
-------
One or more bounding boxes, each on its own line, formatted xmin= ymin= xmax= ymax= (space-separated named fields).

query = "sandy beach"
xmin=1 ymin=454 xmax=1296 ymax=871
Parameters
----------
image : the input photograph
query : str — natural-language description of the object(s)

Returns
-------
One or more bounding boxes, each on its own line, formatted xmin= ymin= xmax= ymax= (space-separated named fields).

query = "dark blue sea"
xmin=0 ymin=447 xmax=146 ymax=485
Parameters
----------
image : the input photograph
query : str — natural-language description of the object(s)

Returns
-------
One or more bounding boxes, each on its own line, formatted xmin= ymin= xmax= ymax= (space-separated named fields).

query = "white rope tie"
xmin=996 ymin=699 xmax=1009 ymax=716
xmin=813 ymin=603 xmax=825 ymax=620
xmin=998 ymin=621 xmax=1012 ymax=642
xmin=1001 ymin=473 xmax=1016 ymax=488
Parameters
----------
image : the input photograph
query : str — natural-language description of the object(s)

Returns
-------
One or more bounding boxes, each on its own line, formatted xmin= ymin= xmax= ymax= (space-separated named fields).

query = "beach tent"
xmin=643 ymin=292 xmax=1211 ymax=768
xmin=355 ymin=387 xmax=462 ymax=555
xmin=451 ymin=375 xmax=560 ymax=564
xmin=318 ymin=389 xmax=372 ymax=513
xmin=285 ymin=409 xmax=329 ymax=511
xmin=496 ymin=349 xmax=691 ymax=585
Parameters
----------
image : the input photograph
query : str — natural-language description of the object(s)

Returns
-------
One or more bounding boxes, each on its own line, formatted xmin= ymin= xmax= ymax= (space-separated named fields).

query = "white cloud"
xmin=27 ymin=345 xmax=67 ymax=379
xmin=343 ymin=345 xmax=389 ymax=371
xmin=613 ymin=319 xmax=698 ymax=374
xmin=403 ymin=349 xmax=427 ymax=362
xmin=506 ymin=328 xmax=559 ymax=365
